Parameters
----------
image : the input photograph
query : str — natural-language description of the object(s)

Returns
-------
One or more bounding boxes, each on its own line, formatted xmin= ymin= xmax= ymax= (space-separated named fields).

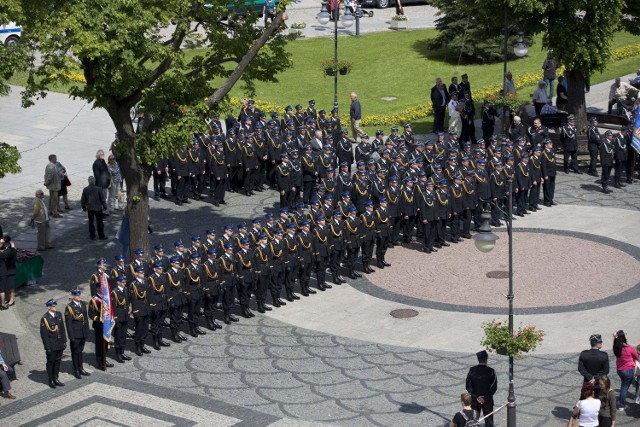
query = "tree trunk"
xmin=107 ymin=105 xmax=151 ymax=260
xmin=566 ymin=69 xmax=588 ymax=132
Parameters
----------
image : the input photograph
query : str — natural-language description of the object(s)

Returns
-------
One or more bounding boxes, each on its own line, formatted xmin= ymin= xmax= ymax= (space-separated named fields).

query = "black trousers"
xmin=614 ymin=159 xmax=625 ymax=185
xmin=402 ymin=216 xmax=416 ymax=242
xmin=375 ymin=236 xmax=389 ymax=260
xmin=256 ymin=159 xmax=268 ymax=188
xmin=390 ymin=216 xmax=402 ymax=243
xmin=433 ymin=106 xmax=445 ymax=133
xmin=285 ymin=265 xmax=298 ymax=292
xmin=361 ymin=239 xmax=374 ymax=264
xmin=422 ymin=221 xmax=436 ymax=250
xmin=186 ymin=298 xmax=201 ymax=327
xmin=471 ymin=400 xmax=494 ymax=427
xmin=449 ymin=213 xmax=460 ymax=240
xmin=168 ymin=302 xmax=184 ymax=331
xmin=45 ymin=349 xmax=63 ymax=381
xmin=150 ymin=309 xmax=167 ymax=337
xmin=329 ymin=249 xmax=343 ymax=276
xmin=243 ymin=168 xmax=255 ymax=191
xmin=474 ymin=200 xmax=488 ymax=227
xmin=462 ymin=209 xmax=473 ymax=234
xmin=176 ymin=175 xmax=189 ymax=201
xmin=298 ymin=261 xmax=312 ymax=289
xmin=153 ymin=172 xmax=167 ymax=197
xmin=529 ymin=183 xmax=541 ymax=208
xmin=303 ymin=180 xmax=314 ymax=204
xmin=563 ymin=149 xmax=578 ymax=172
xmin=93 ymin=324 xmax=106 ymax=367
xmin=202 ymin=290 xmax=218 ymax=318
xmin=345 ymin=246 xmax=360 ymax=273
xmin=220 ymin=284 xmax=236 ymax=311
xmin=588 ymin=144 xmax=599 ymax=174
xmin=270 ymin=268 xmax=284 ymax=295
xmin=69 ymin=337 xmax=86 ymax=372
xmin=255 ymin=274 xmax=269 ymax=303
xmin=236 ymin=279 xmax=253 ymax=305
xmin=435 ymin=218 xmax=447 ymax=245
xmin=315 ymin=255 xmax=328 ymax=287
xmin=88 ymin=210 xmax=105 ymax=239
xmin=543 ymin=175 xmax=556 ymax=204
xmin=134 ymin=315 xmax=149 ymax=343
xmin=516 ymin=189 xmax=529 ymax=213
xmin=212 ymin=177 xmax=227 ymax=202
xmin=601 ymin=165 xmax=612 ymax=188
xmin=113 ymin=321 xmax=127 ymax=352
xmin=482 ymin=125 xmax=494 ymax=141
xmin=228 ymin=165 xmax=241 ymax=191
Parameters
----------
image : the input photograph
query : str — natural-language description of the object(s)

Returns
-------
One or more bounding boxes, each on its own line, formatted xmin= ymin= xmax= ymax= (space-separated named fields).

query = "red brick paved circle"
xmin=368 ymin=232 xmax=640 ymax=309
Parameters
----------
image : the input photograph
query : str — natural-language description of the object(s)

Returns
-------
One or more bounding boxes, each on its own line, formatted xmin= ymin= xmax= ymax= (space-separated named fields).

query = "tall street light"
xmin=317 ymin=1 xmax=354 ymax=111
xmin=502 ymin=3 xmax=528 ymax=134
xmin=474 ymin=178 xmax=515 ymax=427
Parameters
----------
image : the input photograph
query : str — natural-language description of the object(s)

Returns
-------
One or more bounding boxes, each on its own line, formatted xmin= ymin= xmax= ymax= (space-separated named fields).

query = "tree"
xmin=429 ymin=0 xmax=636 ymax=129
xmin=4 ymin=0 xmax=292 ymax=257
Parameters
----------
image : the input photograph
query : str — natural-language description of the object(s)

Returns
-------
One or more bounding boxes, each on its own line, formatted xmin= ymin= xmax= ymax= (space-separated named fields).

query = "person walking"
xmin=466 ymin=350 xmax=497 ymax=427
xmin=32 ymin=189 xmax=53 ymax=251
xmin=613 ymin=330 xmax=638 ymax=411
xmin=80 ymin=176 xmax=108 ymax=240
xmin=55 ymin=158 xmax=73 ymax=211
xmin=598 ymin=375 xmax=616 ymax=427
xmin=350 ymin=92 xmax=364 ymax=140
xmin=44 ymin=154 xmax=63 ymax=218
xmin=92 ymin=149 xmax=111 ymax=216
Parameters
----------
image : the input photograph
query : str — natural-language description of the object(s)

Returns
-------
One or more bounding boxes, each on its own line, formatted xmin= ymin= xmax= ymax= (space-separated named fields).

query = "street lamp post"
xmin=501 ymin=3 xmax=528 ymax=135
xmin=317 ymin=1 xmax=353 ymax=111
xmin=474 ymin=178 xmax=515 ymax=427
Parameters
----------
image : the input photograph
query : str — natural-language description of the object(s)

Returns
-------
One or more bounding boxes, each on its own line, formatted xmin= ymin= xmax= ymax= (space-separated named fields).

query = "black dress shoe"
xmin=54 ymin=379 xmax=65 ymax=386
xmin=324 ymin=283 xmax=333 ymax=289
xmin=462 ymin=234 xmax=472 ymax=239
xmin=79 ymin=369 xmax=91 ymax=376
xmin=354 ymin=271 xmax=362 ymax=278
xmin=515 ymin=213 xmax=525 ymax=217
xmin=179 ymin=333 xmax=188 ymax=341
xmin=115 ymin=354 xmax=125 ymax=363
xmin=441 ymin=242 xmax=450 ymax=247
xmin=229 ymin=314 xmax=240 ymax=322
xmin=74 ymin=371 xmax=82 ymax=379
xmin=159 ymin=339 xmax=171 ymax=347
xmin=603 ymin=188 xmax=612 ymax=194
xmin=141 ymin=345 xmax=151 ymax=354
xmin=49 ymin=380 xmax=57 ymax=388
xmin=551 ymin=201 xmax=558 ymax=205
xmin=121 ymin=353 xmax=132 ymax=361
xmin=195 ymin=327 xmax=207 ymax=335
xmin=263 ymin=304 xmax=273 ymax=311
xmin=614 ymin=184 xmax=622 ymax=189
xmin=220 ymin=200 xmax=227 ymax=204
xmin=349 ymin=274 xmax=358 ymax=279
xmin=423 ymin=248 xmax=432 ymax=253
xmin=272 ymin=299 xmax=281 ymax=308
xmin=307 ymin=287 xmax=317 ymax=294
xmin=291 ymin=293 xmax=300 ymax=300
xmin=382 ymin=261 xmax=391 ymax=267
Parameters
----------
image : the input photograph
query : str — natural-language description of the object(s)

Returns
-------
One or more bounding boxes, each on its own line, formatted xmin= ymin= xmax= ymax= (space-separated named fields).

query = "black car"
xmin=361 ymin=0 xmax=426 ymax=9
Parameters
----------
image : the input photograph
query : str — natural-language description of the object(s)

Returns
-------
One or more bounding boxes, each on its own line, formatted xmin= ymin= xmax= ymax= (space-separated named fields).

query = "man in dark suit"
xmin=578 ymin=334 xmax=609 ymax=398
xmin=64 ymin=289 xmax=91 ymax=379
xmin=80 ymin=176 xmax=107 ymax=240
xmin=431 ymin=78 xmax=450 ymax=133
xmin=466 ymin=350 xmax=498 ymax=427
xmin=40 ymin=299 xmax=67 ymax=388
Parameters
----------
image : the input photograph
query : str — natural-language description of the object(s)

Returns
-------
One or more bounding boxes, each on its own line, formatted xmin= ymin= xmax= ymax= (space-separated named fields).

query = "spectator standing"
xmin=608 ymin=77 xmax=638 ymax=114
xmin=32 ymin=189 xmax=52 ymax=251
xmin=350 ymin=92 xmax=364 ymax=140
xmin=465 ymin=350 xmax=497 ymax=427
xmin=431 ymin=78 xmax=450 ymax=133
xmin=541 ymin=53 xmax=558 ymax=98
xmin=92 ymin=149 xmax=111 ymax=216
xmin=449 ymin=392 xmax=478 ymax=427
xmin=55 ymin=158 xmax=72 ymax=211
xmin=80 ymin=176 xmax=108 ymax=241
xmin=556 ymin=75 xmax=568 ymax=111
xmin=43 ymin=154 xmax=62 ymax=218
xmin=503 ymin=71 xmax=516 ymax=95
xmin=572 ymin=383 xmax=601 ymax=427
xmin=578 ymin=334 xmax=609 ymax=398
xmin=0 ymin=348 xmax=16 ymax=399
xmin=1 ymin=235 xmax=17 ymax=309
xmin=107 ymin=154 xmax=123 ymax=213
xmin=613 ymin=330 xmax=639 ymax=410
xmin=532 ymin=81 xmax=549 ymax=116
xmin=598 ymin=375 xmax=616 ymax=427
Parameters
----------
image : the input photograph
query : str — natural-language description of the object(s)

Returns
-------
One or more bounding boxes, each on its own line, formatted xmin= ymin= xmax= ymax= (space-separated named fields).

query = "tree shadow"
xmin=579 ymin=183 xmax=603 ymax=192
xmin=551 ymin=405 xmax=573 ymax=421
xmin=394 ymin=400 xmax=449 ymax=424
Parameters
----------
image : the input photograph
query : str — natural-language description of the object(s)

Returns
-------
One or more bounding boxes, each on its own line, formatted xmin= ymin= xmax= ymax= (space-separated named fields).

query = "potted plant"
xmin=480 ymin=320 xmax=545 ymax=359
xmin=320 ymin=59 xmax=353 ymax=77
xmin=390 ymin=14 xmax=408 ymax=30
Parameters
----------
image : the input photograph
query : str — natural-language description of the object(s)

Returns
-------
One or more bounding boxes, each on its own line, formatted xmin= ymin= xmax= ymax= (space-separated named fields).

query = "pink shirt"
xmin=616 ymin=344 xmax=639 ymax=371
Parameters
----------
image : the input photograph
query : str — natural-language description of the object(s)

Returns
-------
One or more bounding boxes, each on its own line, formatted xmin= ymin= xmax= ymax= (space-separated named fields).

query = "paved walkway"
xmin=1 ymin=61 xmax=640 ymax=426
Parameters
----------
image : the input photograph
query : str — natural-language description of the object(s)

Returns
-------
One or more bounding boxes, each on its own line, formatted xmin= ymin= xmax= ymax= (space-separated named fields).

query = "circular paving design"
xmin=366 ymin=230 xmax=640 ymax=313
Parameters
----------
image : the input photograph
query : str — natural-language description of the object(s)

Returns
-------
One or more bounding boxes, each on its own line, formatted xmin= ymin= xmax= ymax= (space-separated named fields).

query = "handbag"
xmin=64 ymin=176 xmax=71 ymax=186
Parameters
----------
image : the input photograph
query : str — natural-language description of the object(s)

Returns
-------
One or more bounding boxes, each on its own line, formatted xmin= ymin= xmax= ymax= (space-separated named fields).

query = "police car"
xmin=0 ymin=22 xmax=21 ymax=47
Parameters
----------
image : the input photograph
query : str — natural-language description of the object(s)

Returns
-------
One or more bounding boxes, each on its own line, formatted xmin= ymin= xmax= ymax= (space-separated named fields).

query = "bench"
xmin=0 ymin=332 xmax=21 ymax=380
xmin=587 ymin=112 xmax=630 ymax=130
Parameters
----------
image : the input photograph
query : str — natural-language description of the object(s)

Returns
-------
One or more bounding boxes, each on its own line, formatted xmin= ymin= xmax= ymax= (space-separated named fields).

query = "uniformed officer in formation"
xmin=40 ymin=299 xmax=67 ymax=388
xmin=64 ymin=288 xmax=91 ymax=379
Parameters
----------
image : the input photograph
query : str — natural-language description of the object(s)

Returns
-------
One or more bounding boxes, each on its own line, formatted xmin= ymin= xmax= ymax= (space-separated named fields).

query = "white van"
xmin=0 ymin=22 xmax=21 ymax=47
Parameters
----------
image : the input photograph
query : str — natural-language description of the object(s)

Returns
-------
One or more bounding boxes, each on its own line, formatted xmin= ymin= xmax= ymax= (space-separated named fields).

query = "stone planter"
xmin=390 ymin=20 xmax=408 ymax=30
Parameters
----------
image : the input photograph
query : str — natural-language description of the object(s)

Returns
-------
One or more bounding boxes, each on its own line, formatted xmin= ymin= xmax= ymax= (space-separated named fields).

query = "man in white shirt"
xmin=32 ymin=189 xmax=52 ymax=251
xmin=532 ymin=81 xmax=549 ymax=116
xmin=608 ymin=77 xmax=638 ymax=114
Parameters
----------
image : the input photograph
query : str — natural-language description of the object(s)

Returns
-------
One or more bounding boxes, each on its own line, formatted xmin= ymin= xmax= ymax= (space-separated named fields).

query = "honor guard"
xmin=148 ymin=261 xmax=171 ymax=349
xmin=541 ymin=139 xmax=557 ymax=207
xmin=202 ymin=249 xmax=222 ymax=330
xmin=374 ymin=198 xmax=392 ymax=268
xmin=359 ymin=201 xmax=377 ymax=274
xmin=130 ymin=266 xmax=151 ymax=356
xmin=284 ymin=224 xmax=301 ymax=302
xmin=90 ymin=258 xmax=109 ymax=295
xmin=219 ymin=243 xmax=240 ymax=324
xmin=65 ymin=289 xmax=90 ymax=379
xmin=312 ymin=215 xmax=332 ymax=291
xmin=344 ymin=208 xmax=362 ymax=279
xmin=328 ymin=211 xmax=347 ymax=285
xmin=40 ymin=299 xmax=67 ymax=388
xmin=111 ymin=275 xmax=131 ymax=362
xmin=88 ymin=281 xmax=115 ymax=370
xmin=234 ymin=238 xmax=256 ymax=318
xmin=166 ymin=257 xmax=187 ymax=343
xmin=185 ymin=253 xmax=207 ymax=337
xmin=253 ymin=234 xmax=273 ymax=312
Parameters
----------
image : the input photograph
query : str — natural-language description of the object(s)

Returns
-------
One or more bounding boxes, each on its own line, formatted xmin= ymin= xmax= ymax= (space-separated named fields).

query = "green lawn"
xmin=9 ymin=29 xmax=640 ymax=135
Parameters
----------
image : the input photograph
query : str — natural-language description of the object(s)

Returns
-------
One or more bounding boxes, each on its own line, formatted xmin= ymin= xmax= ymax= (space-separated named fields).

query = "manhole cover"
xmin=390 ymin=309 xmax=419 ymax=318
xmin=486 ymin=270 xmax=509 ymax=279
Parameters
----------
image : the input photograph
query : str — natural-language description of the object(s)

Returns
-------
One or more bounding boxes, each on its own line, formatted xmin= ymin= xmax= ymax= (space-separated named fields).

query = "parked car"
xmin=0 ymin=22 xmax=21 ymax=47
xmin=361 ymin=0 xmax=426 ymax=9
